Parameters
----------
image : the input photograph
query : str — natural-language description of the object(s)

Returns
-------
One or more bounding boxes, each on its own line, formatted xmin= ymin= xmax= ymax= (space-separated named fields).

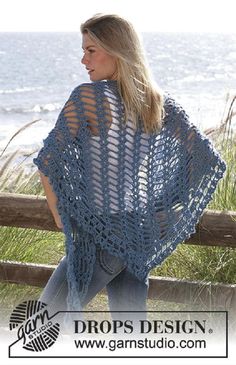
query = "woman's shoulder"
xmin=73 ymin=80 xmax=116 ymax=94
xmin=71 ymin=82 xmax=95 ymax=97
xmin=164 ymin=93 xmax=183 ymax=112
xmin=68 ymin=81 xmax=117 ymax=106
xmin=163 ymin=93 xmax=189 ymax=124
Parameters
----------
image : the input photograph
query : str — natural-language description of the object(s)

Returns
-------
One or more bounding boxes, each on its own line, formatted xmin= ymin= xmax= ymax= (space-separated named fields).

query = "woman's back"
xmin=89 ymin=82 xmax=150 ymax=213
xmin=34 ymin=80 xmax=226 ymax=283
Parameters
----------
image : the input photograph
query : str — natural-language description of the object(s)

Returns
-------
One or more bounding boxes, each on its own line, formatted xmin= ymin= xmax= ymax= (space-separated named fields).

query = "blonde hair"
xmin=81 ymin=13 xmax=164 ymax=134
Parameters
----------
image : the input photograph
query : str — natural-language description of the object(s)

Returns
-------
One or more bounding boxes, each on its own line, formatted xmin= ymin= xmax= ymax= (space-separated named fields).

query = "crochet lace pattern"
xmin=33 ymin=80 xmax=226 ymax=310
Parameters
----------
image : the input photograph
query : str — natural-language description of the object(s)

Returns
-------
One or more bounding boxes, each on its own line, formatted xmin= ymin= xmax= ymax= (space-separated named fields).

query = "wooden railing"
xmin=1 ymin=193 xmax=236 ymax=311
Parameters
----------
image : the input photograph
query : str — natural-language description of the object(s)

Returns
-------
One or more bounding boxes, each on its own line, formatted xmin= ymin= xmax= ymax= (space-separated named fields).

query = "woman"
xmin=34 ymin=14 xmax=226 ymax=321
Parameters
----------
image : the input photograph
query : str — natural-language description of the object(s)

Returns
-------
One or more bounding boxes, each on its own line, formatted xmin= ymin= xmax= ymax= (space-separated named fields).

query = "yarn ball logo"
xmin=9 ymin=300 xmax=60 ymax=352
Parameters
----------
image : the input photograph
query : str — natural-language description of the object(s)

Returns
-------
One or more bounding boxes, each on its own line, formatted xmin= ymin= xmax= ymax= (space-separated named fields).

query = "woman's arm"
xmin=39 ymin=171 xmax=63 ymax=229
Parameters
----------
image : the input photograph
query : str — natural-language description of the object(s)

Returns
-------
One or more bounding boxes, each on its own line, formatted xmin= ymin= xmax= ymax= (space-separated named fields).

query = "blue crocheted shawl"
xmin=33 ymin=80 xmax=226 ymax=310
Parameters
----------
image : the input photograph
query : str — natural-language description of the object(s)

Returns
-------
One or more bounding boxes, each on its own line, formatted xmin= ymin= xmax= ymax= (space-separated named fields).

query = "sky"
xmin=0 ymin=0 xmax=235 ymax=33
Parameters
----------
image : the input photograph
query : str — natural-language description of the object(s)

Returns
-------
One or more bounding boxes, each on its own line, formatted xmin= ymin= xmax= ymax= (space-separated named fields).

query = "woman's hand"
xmin=39 ymin=171 xmax=63 ymax=230
xmin=54 ymin=214 xmax=63 ymax=230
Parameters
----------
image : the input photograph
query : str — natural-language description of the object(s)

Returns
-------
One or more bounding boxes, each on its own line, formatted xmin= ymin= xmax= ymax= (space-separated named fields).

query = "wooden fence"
xmin=0 ymin=192 xmax=236 ymax=312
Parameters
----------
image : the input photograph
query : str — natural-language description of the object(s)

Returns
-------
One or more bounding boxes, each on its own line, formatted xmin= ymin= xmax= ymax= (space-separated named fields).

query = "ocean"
xmin=0 ymin=32 xmax=236 ymax=153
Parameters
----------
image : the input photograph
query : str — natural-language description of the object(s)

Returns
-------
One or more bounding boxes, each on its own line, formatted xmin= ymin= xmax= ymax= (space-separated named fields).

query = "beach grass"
xmin=0 ymin=95 xmax=235 ymax=319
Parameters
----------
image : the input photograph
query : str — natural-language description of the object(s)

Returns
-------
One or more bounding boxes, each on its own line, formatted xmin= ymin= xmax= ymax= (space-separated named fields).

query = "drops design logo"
xmin=9 ymin=300 xmax=60 ymax=352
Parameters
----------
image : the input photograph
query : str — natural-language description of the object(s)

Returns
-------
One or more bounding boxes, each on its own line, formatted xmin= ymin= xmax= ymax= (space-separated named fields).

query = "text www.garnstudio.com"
xmin=74 ymin=337 xmax=206 ymax=351
xmin=72 ymin=318 xmax=210 ymax=353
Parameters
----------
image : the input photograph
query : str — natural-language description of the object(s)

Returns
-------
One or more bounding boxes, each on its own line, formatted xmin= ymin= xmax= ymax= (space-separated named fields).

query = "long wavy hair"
xmin=81 ymin=13 xmax=164 ymax=133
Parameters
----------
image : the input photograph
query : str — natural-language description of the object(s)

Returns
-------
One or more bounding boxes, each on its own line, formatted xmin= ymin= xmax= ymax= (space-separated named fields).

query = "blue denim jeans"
xmin=39 ymin=248 xmax=148 ymax=320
